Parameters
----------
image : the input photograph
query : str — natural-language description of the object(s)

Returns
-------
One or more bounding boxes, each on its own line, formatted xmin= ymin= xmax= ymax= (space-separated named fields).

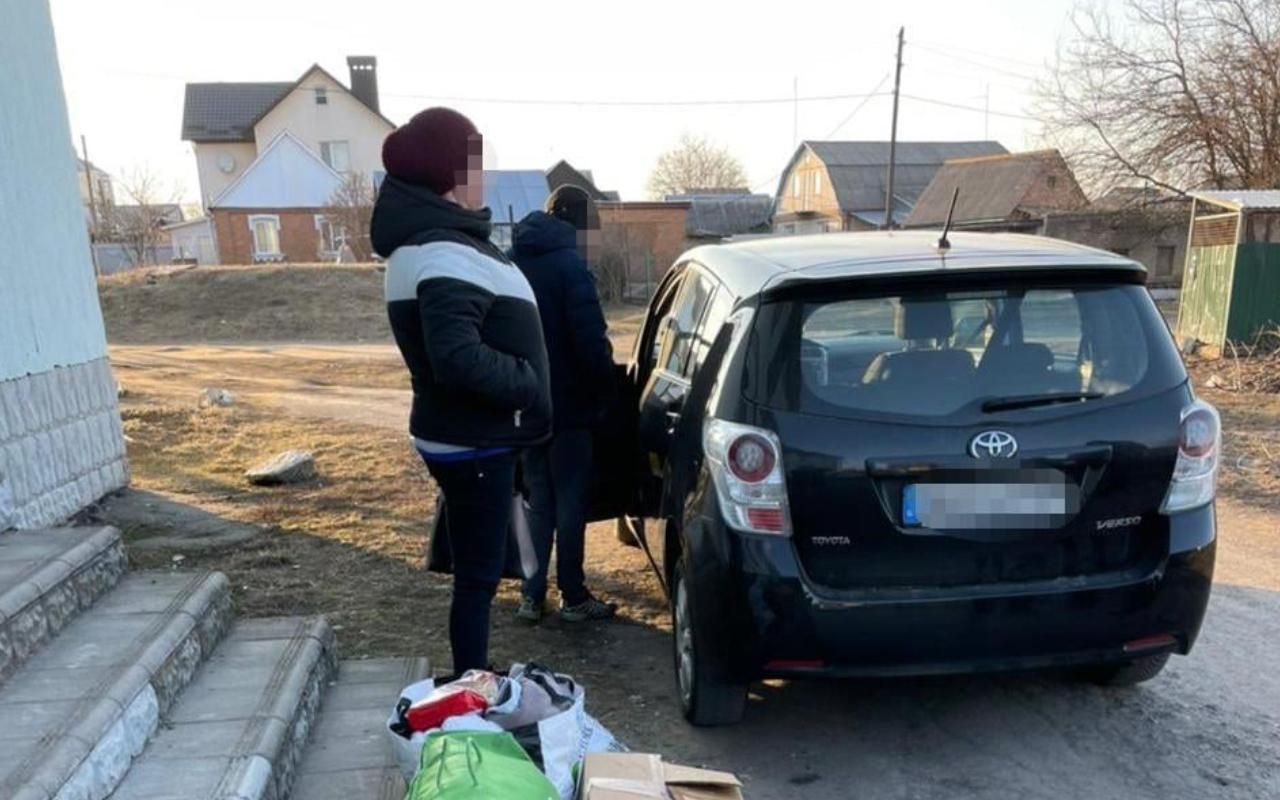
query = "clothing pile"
xmin=388 ymin=663 xmax=624 ymax=800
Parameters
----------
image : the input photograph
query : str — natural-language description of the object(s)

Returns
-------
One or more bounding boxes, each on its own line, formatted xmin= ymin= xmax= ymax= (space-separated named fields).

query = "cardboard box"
xmin=579 ymin=753 xmax=743 ymax=800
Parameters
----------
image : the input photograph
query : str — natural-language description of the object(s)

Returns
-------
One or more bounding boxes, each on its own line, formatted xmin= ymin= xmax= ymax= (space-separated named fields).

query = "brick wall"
xmin=212 ymin=208 xmax=327 ymax=265
xmin=598 ymin=202 xmax=690 ymax=293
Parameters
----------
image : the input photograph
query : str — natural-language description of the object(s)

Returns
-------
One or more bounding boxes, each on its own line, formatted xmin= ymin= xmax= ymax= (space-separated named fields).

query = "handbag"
xmin=426 ymin=493 xmax=539 ymax=580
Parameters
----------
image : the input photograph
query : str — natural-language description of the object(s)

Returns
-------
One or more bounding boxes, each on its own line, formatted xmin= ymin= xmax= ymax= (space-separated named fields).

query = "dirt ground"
xmin=95 ymin=274 xmax=1279 ymax=798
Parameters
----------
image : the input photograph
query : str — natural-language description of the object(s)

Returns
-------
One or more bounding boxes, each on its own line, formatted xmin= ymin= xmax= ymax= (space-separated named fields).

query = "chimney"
xmin=346 ymin=55 xmax=380 ymax=114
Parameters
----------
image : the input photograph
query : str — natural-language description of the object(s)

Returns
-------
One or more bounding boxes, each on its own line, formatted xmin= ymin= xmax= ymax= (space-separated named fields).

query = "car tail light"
xmin=704 ymin=418 xmax=792 ymax=535
xmin=1160 ymin=399 xmax=1221 ymax=514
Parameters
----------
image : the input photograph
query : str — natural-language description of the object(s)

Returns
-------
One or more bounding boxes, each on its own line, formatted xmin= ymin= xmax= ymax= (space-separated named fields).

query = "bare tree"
xmin=1037 ymin=0 xmax=1280 ymax=194
xmin=104 ymin=167 xmax=182 ymax=268
xmin=646 ymin=134 xmax=750 ymax=199
xmin=322 ymin=173 xmax=376 ymax=261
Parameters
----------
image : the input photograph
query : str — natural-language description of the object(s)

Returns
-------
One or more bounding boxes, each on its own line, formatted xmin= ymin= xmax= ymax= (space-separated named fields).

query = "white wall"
xmin=0 ymin=0 xmax=109 ymax=380
xmin=194 ymin=141 xmax=257 ymax=209
xmin=254 ymin=69 xmax=391 ymax=184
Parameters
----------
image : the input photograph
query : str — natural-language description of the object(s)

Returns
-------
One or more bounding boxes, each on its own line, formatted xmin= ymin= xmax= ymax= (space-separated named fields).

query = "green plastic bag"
xmin=405 ymin=731 xmax=559 ymax=800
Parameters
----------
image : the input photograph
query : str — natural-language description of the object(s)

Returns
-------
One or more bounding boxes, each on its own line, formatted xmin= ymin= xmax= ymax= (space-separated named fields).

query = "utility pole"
xmin=80 ymin=134 xmax=101 ymax=277
xmin=883 ymin=27 xmax=904 ymax=230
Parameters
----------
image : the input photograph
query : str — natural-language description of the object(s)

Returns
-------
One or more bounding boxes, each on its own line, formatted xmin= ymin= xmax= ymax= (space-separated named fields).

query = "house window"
xmin=1156 ymin=245 xmax=1176 ymax=277
xmin=792 ymin=174 xmax=800 ymax=197
xmin=315 ymin=215 xmax=345 ymax=255
xmin=314 ymin=87 xmax=328 ymax=105
xmin=1047 ymin=174 xmax=1058 ymax=189
xmin=814 ymin=171 xmax=822 ymax=195
xmin=320 ymin=140 xmax=350 ymax=173
xmin=249 ymin=215 xmax=282 ymax=260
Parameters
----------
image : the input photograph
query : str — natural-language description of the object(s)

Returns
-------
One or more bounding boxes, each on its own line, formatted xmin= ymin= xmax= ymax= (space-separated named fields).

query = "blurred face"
xmin=452 ymin=136 xmax=485 ymax=210
xmin=577 ymin=227 xmax=601 ymax=263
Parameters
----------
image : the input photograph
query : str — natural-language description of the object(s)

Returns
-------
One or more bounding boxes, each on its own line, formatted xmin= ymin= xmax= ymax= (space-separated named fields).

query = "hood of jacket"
xmin=370 ymin=176 xmax=500 ymax=259
xmin=511 ymin=211 xmax=579 ymax=259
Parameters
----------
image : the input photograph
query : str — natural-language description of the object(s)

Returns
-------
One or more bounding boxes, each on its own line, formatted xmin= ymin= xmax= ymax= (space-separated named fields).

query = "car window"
xmin=659 ymin=270 xmax=714 ymax=378
xmin=640 ymin=271 xmax=685 ymax=372
xmin=754 ymin=284 xmax=1176 ymax=420
xmin=690 ymin=285 xmax=735 ymax=375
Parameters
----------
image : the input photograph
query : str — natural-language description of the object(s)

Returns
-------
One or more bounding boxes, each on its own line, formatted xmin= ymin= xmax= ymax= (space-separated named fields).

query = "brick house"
xmin=181 ymin=57 xmax=394 ymax=263
xmin=904 ymin=149 xmax=1090 ymax=230
xmin=598 ymin=201 xmax=691 ymax=299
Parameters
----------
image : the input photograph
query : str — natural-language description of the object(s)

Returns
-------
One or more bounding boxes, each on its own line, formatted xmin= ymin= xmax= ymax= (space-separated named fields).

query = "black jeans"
xmin=521 ymin=429 xmax=592 ymax=607
xmin=424 ymin=451 xmax=516 ymax=673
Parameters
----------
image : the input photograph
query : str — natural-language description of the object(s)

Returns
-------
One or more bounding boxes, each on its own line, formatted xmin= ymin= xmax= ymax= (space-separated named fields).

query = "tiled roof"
xmin=181 ymin=82 xmax=293 ymax=142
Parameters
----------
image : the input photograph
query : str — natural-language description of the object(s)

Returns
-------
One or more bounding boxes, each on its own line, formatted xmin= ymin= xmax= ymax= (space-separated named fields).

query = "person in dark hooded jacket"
xmin=510 ymin=185 xmax=618 ymax=624
xmin=372 ymin=107 xmax=551 ymax=672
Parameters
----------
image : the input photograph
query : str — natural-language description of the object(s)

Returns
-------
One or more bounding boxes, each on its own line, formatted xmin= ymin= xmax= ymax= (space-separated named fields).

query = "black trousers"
xmin=424 ymin=451 xmax=516 ymax=673
xmin=521 ymin=428 xmax=592 ymax=607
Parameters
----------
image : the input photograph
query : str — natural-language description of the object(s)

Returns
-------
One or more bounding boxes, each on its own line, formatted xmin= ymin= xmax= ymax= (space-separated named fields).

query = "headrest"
xmin=895 ymin=298 xmax=954 ymax=340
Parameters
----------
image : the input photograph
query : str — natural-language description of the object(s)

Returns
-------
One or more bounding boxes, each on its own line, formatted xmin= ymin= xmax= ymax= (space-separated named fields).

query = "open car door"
xmin=585 ymin=361 xmax=641 ymax=523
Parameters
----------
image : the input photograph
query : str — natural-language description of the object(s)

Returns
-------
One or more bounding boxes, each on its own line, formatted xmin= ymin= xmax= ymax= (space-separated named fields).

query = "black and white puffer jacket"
xmin=372 ymin=176 xmax=552 ymax=449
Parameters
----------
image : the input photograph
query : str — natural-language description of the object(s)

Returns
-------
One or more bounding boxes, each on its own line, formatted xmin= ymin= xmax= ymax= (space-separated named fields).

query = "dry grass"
xmin=99 ymin=264 xmax=390 ymax=344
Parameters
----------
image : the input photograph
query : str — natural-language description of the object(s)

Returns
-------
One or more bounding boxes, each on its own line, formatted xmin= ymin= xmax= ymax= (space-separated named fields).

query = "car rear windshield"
xmin=746 ymin=280 xmax=1186 ymax=420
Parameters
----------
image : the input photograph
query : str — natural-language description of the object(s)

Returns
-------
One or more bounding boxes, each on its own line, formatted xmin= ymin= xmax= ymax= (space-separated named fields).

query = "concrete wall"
xmin=193 ymin=141 xmax=257 ymax=209
xmin=1043 ymin=209 xmax=1189 ymax=287
xmin=212 ymin=208 xmax=329 ymax=264
xmin=254 ymin=69 xmax=391 ymax=183
xmin=0 ymin=0 xmax=128 ymax=529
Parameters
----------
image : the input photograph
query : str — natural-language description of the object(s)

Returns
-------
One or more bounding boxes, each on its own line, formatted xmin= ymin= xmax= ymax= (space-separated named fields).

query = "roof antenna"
xmin=937 ymin=187 xmax=959 ymax=251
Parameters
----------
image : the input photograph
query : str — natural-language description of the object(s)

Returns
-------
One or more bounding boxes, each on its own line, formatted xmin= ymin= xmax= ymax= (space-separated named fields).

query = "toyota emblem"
xmin=969 ymin=430 xmax=1019 ymax=458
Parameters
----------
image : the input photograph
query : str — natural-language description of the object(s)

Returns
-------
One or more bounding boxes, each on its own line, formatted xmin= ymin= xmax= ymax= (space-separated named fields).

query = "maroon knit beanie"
xmin=381 ymin=107 xmax=481 ymax=195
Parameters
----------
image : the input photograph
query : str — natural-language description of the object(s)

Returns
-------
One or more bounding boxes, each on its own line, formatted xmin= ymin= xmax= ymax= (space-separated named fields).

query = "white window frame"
xmin=814 ymin=171 xmax=822 ymax=195
xmin=248 ymin=214 xmax=282 ymax=261
xmin=314 ymin=87 xmax=328 ymax=105
xmin=792 ymin=173 xmax=800 ymax=197
xmin=320 ymin=140 xmax=350 ymax=173
xmin=314 ymin=214 xmax=346 ymax=257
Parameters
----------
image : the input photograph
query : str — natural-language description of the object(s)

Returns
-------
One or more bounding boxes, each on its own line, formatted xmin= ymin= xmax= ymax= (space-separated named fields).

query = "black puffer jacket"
xmin=510 ymin=212 xmax=615 ymax=431
xmin=373 ymin=177 xmax=551 ymax=448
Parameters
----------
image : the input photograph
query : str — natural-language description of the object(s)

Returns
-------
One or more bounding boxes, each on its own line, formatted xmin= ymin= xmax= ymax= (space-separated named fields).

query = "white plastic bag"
xmin=386 ymin=678 xmax=434 ymax=780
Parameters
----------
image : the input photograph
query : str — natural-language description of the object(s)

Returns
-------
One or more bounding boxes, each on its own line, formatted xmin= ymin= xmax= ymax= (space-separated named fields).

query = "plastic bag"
xmin=400 ymin=670 xmax=505 ymax=733
xmin=405 ymin=732 xmax=558 ymax=800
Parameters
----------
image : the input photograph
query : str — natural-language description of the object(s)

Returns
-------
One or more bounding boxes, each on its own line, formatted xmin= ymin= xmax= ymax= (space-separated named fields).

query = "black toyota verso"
xmin=588 ymin=231 xmax=1218 ymax=726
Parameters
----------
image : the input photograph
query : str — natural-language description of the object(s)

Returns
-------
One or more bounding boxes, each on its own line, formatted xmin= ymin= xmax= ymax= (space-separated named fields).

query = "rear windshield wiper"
xmin=980 ymin=391 xmax=1104 ymax=413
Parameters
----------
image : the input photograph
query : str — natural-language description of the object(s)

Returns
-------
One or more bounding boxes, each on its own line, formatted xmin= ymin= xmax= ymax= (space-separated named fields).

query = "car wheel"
xmin=615 ymin=516 xmax=640 ymax=548
xmin=672 ymin=555 xmax=748 ymax=726
xmin=1085 ymin=652 xmax=1171 ymax=686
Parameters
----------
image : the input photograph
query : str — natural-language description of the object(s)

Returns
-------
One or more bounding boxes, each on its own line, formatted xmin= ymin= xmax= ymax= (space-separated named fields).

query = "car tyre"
xmin=672 ymin=554 xmax=748 ymax=726
xmin=1085 ymin=652 xmax=1171 ymax=686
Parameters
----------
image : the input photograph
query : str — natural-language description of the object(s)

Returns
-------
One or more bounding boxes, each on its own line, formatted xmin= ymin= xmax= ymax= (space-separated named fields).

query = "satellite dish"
xmin=217 ymin=153 xmax=236 ymax=174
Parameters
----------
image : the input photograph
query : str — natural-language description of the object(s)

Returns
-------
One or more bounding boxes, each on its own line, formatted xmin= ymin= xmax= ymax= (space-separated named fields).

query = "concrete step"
xmin=291 ymin=657 xmax=431 ymax=800
xmin=109 ymin=616 xmax=338 ymax=800
xmin=0 ymin=526 xmax=126 ymax=681
xmin=0 ymin=570 xmax=233 ymax=800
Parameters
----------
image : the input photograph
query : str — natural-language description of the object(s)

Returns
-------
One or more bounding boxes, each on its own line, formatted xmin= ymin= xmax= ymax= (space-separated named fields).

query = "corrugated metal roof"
xmin=905 ymin=150 xmax=1087 ymax=226
xmin=182 ymin=82 xmax=293 ymax=142
xmin=485 ymin=171 xmax=550 ymax=225
xmin=1191 ymin=190 xmax=1280 ymax=211
xmin=667 ymin=193 xmax=773 ymax=238
xmin=807 ymin=140 xmax=1006 ymax=167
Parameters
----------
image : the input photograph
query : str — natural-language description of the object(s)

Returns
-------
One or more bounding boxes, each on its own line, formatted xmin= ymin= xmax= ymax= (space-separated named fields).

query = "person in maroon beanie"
xmin=372 ymin=107 xmax=551 ymax=672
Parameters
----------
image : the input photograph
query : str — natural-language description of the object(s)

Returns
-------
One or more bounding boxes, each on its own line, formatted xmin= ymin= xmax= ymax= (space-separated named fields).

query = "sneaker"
xmin=515 ymin=596 xmax=544 ymax=625
xmin=559 ymin=593 xmax=618 ymax=623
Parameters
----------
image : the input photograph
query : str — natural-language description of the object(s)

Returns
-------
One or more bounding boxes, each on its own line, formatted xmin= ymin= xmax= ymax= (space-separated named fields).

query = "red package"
xmin=405 ymin=687 xmax=490 ymax=732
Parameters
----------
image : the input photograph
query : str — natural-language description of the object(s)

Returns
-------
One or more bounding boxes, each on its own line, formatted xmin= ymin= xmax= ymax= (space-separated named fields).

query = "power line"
xmin=379 ymin=89 xmax=892 ymax=108
xmin=749 ymin=72 xmax=892 ymax=193
xmin=911 ymin=44 xmax=1036 ymax=83
xmin=900 ymin=93 xmax=1041 ymax=122
xmin=911 ymin=40 xmax=1045 ymax=70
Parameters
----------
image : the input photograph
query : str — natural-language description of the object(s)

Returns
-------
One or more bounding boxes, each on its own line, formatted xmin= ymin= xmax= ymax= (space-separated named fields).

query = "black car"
xmin=588 ymin=231 xmax=1218 ymax=726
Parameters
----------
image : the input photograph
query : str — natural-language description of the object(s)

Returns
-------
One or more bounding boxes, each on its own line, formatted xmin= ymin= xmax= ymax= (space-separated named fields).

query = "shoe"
xmin=559 ymin=592 xmax=618 ymax=623
xmin=515 ymin=596 xmax=544 ymax=625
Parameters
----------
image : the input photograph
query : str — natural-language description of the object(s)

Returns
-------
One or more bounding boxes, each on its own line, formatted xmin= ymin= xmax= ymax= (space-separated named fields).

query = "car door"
xmin=584 ymin=266 xmax=687 ymax=523
xmin=635 ymin=265 xmax=727 ymax=517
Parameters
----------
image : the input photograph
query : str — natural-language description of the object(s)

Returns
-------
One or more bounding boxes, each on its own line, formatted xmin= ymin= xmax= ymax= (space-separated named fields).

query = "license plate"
xmin=903 ymin=482 xmax=1077 ymax=530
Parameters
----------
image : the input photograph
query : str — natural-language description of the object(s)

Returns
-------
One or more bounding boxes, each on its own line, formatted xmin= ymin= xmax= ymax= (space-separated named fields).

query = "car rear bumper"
xmin=687 ymin=503 xmax=1216 ymax=680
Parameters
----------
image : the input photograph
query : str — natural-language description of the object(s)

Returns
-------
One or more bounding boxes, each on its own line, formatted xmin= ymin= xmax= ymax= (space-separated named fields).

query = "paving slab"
xmin=0 ymin=570 xmax=232 ymax=800
xmin=291 ymin=657 xmax=430 ymax=800
xmin=110 ymin=616 xmax=337 ymax=800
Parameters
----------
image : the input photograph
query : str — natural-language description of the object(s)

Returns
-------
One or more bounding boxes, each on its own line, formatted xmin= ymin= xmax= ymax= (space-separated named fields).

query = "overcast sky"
xmin=49 ymin=0 xmax=1088 ymax=204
